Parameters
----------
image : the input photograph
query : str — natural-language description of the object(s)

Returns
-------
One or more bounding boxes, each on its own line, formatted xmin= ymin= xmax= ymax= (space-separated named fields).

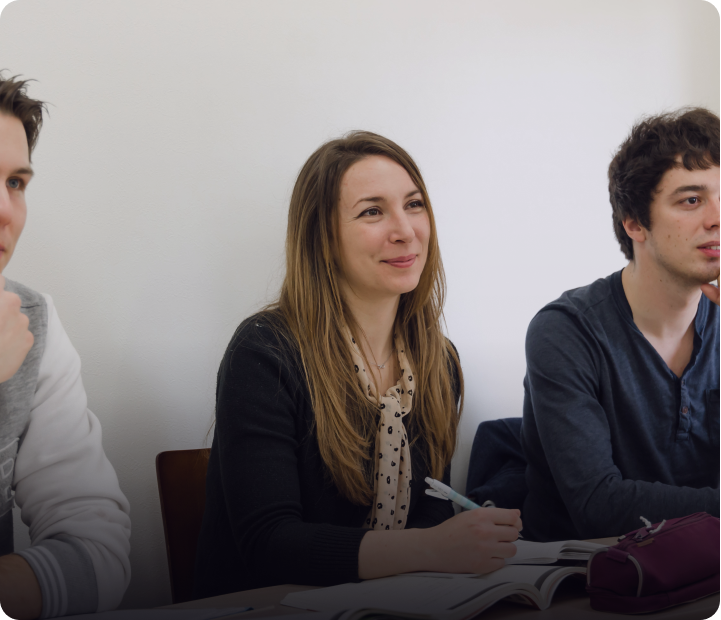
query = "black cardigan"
xmin=193 ymin=313 xmax=457 ymax=599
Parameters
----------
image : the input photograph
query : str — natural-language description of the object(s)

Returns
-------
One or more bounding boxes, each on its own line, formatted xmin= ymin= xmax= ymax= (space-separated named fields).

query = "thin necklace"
xmin=376 ymin=349 xmax=394 ymax=370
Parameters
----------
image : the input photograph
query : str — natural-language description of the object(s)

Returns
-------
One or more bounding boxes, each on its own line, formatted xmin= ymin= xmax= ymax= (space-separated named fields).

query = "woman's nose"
xmin=389 ymin=211 xmax=415 ymax=243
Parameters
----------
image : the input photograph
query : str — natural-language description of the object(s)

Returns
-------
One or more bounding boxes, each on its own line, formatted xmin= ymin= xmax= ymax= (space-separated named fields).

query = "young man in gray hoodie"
xmin=0 ymin=75 xmax=130 ymax=619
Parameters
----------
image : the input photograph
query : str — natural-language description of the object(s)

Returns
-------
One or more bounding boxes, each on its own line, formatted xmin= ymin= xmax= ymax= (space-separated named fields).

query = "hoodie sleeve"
xmin=14 ymin=294 xmax=131 ymax=617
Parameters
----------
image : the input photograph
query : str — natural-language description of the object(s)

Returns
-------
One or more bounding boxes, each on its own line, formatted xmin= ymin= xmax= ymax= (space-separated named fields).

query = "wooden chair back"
xmin=155 ymin=448 xmax=210 ymax=603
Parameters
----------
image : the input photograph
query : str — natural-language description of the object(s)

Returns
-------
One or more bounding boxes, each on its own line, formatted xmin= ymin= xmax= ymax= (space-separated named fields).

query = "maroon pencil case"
xmin=586 ymin=512 xmax=720 ymax=614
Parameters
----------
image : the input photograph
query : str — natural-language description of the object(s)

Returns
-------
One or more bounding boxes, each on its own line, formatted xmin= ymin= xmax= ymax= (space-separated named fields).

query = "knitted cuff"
xmin=17 ymin=535 xmax=98 ymax=618
xmin=309 ymin=525 xmax=368 ymax=584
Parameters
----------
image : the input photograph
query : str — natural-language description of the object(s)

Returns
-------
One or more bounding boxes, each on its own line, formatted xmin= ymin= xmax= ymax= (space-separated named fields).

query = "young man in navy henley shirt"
xmin=522 ymin=108 xmax=720 ymax=542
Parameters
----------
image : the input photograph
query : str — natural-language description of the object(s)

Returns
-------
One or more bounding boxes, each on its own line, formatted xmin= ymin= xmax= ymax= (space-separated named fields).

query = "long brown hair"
xmin=266 ymin=131 xmax=462 ymax=505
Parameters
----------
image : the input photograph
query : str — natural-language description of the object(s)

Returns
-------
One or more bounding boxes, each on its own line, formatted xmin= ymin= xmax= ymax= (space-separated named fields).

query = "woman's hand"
xmin=419 ymin=508 xmax=522 ymax=574
xmin=358 ymin=507 xmax=522 ymax=580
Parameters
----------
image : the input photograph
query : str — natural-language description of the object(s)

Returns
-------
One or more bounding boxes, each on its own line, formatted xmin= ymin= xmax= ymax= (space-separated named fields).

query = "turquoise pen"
xmin=424 ymin=476 xmax=523 ymax=538
xmin=425 ymin=476 xmax=481 ymax=510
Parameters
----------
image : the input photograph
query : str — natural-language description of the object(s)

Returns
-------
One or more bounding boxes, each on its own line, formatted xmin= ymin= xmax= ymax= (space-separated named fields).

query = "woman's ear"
xmin=622 ymin=217 xmax=647 ymax=245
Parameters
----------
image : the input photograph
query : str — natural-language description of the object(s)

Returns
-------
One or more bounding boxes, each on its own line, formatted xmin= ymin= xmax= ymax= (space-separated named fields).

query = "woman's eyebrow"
xmin=353 ymin=196 xmax=384 ymax=207
xmin=352 ymin=189 xmax=421 ymax=209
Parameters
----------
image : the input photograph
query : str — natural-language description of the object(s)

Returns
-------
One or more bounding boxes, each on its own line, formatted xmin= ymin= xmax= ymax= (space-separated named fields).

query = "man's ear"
xmin=622 ymin=217 xmax=647 ymax=245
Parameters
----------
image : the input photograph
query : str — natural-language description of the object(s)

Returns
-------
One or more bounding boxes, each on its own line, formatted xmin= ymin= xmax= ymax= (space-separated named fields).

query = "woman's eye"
xmin=407 ymin=200 xmax=424 ymax=209
xmin=362 ymin=207 xmax=381 ymax=217
xmin=7 ymin=178 xmax=21 ymax=190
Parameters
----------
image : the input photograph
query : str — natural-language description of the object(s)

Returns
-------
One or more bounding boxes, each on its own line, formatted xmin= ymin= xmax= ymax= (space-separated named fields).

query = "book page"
xmin=536 ymin=566 xmax=586 ymax=603
xmin=507 ymin=539 xmax=603 ymax=564
xmin=282 ymin=565 xmax=566 ymax=614
xmin=557 ymin=540 xmax=604 ymax=560
xmin=507 ymin=540 xmax=566 ymax=564
xmin=283 ymin=577 xmax=495 ymax=613
xmin=62 ymin=610 xmax=254 ymax=620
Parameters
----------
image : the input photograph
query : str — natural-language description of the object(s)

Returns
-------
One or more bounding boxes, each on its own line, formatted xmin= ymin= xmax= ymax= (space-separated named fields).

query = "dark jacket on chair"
xmin=466 ymin=417 xmax=528 ymax=511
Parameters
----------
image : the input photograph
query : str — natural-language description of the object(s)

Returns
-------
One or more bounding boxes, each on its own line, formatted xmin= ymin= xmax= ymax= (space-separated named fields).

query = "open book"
xmin=282 ymin=564 xmax=586 ymax=620
xmin=413 ymin=539 xmax=604 ymax=578
xmin=62 ymin=610 xmax=253 ymax=620
xmin=509 ymin=539 xmax=603 ymax=564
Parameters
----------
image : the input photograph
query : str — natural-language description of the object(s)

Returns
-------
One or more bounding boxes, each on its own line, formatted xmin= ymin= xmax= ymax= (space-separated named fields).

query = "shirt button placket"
xmin=677 ymin=379 xmax=691 ymax=439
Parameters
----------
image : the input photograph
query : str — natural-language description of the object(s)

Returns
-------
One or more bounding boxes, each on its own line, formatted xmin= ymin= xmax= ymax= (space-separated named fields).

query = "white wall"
xmin=0 ymin=0 xmax=718 ymax=609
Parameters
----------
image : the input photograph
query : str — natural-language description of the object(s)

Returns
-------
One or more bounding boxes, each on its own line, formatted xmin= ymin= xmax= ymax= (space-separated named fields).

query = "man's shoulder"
xmin=542 ymin=272 xmax=618 ymax=317
xmin=700 ymin=294 xmax=720 ymax=327
xmin=698 ymin=295 xmax=720 ymax=356
xmin=3 ymin=278 xmax=46 ymax=309
xmin=526 ymin=271 xmax=622 ymax=344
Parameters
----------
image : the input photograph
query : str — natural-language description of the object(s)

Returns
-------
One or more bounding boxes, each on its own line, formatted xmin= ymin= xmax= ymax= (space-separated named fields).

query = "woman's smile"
xmin=382 ymin=254 xmax=416 ymax=268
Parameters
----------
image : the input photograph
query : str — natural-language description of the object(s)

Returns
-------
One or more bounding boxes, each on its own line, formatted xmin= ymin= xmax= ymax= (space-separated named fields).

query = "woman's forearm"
xmin=358 ymin=528 xmax=429 ymax=579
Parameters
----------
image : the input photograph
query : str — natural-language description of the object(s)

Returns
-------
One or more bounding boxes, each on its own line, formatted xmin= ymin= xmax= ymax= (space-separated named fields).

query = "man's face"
xmin=641 ymin=162 xmax=720 ymax=286
xmin=0 ymin=113 xmax=32 ymax=273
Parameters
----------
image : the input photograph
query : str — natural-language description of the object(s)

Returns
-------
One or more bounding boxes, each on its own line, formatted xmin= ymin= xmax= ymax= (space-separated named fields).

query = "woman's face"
xmin=336 ymin=155 xmax=430 ymax=303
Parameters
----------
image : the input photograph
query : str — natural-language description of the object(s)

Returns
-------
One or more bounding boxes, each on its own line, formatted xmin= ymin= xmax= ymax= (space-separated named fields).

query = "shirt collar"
xmin=611 ymin=268 xmax=711 ymax=341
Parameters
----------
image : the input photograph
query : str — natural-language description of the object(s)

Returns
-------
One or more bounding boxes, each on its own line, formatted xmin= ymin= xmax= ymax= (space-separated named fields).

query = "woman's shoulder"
xmin=445 ymin=337 xmax=459 ymax=358
xmin=443 ymin=337 xmax=462 ymax=405
xmin=443 ymin=337 xmax=460 ymax=372
xmin=222 ymin=309 xmax=301 ymax=371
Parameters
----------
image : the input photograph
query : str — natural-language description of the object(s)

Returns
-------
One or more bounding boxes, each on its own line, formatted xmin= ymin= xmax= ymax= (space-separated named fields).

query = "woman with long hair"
xmin=193 ymin=131 xmax=521 ymax=598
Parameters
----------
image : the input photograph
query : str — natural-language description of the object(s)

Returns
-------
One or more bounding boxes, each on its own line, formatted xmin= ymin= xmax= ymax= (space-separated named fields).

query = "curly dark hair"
xmin=608 ymin=107 xmax=720 ymax=260
xmin=0 ymin=72 xmax=46 ymax=158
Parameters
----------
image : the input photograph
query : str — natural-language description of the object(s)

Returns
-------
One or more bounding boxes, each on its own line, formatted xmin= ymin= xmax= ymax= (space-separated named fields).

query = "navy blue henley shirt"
xmin=521 ymin=269 xmax=719 ymax=541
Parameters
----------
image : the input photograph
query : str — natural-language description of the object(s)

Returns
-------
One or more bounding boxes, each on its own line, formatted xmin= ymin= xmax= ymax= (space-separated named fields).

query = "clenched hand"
xmin=0 ymin=275 xmax=33 ymax=383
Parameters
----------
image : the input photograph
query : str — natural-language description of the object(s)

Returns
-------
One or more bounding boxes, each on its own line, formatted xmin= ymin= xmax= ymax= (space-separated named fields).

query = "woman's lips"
xmin=383 ymin=255 xmax=416 ymax=268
